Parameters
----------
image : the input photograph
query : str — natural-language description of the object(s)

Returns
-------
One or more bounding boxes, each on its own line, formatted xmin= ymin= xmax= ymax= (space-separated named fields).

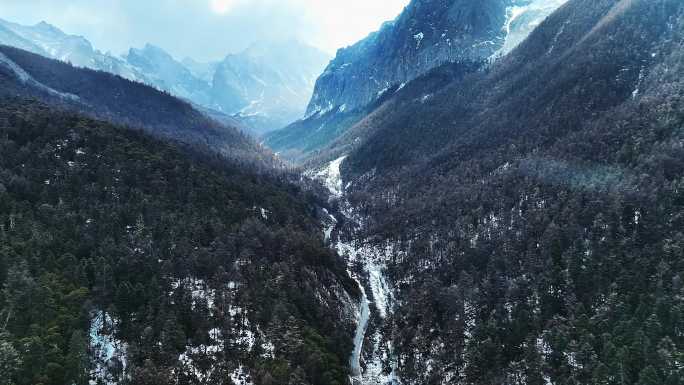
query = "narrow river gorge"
xmin=315 ymin=156 xmax=401 ymax=385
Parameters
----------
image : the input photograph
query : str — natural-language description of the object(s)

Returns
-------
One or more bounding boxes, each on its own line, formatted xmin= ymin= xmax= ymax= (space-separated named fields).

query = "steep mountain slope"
xmin=265 ymin=0 xmax=567 ymax=161
xmin=0 ymin=45 xmax=267 ymax=164
xmin=324 ymin=0 xmax=684 ymax=383
xmin=0 ymin=99 xmax=359 ymax=385
xmin=263 ymin=81 xmax=413 ymax=161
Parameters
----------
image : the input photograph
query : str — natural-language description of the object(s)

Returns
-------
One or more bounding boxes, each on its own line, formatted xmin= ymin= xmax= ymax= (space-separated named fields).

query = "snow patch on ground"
xmin=338 ymin=240 xmax=401 ymax=385
xmin=307 ymin=101 xmax=335 ymax=118
xmin=322 ymin=208 xmax=338 ymax=242
xmin=170 ymin=278 xmax=216 ymax=312
xmin=231 ymin=365 xmax=254 ymax=385
xmin=336 ymin=241 xmax=395 ymax=319
xmin=172 ymin=285 xmax=271 ymax=381
xmin=177 ymin=329 xmax=224 ymax=382
xmin=413 ymin=32 xmax=425 ymax=49
xmin=632 ymin=67 xmax=645 ymax=99
xmin=311 ymin=156 xmax=348 ymax=198
xmin=89 ymin=311 xmax=128 ymax=385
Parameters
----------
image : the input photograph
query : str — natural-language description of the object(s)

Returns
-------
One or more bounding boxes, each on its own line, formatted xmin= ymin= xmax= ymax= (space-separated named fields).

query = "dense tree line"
xmin=0 ymin=99 xmax=358 ymax=385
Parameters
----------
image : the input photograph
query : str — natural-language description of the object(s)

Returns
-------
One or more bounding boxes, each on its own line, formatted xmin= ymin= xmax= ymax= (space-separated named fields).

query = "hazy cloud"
xmin=0 ymin=0 xmax=409 ymax=61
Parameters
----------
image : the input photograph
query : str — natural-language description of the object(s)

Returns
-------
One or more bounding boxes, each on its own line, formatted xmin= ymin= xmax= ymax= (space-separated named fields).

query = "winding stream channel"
xmin=349 ymin=280 xmax=371 ymax=379
xmin=316 ymin=156 xmax=400 ymax=385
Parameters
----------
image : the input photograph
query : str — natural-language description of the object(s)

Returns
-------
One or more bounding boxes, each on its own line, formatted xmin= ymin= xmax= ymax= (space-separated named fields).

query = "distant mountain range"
xmin=0 ymin=18 xmax=330 ymax=136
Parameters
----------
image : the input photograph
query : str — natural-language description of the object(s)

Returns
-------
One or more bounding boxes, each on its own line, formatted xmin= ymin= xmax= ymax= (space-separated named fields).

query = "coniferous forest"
xmin=0 ymin=0 xmax=683 ymax=385
xmin=0 ymin=100 xmax=356 ymax=385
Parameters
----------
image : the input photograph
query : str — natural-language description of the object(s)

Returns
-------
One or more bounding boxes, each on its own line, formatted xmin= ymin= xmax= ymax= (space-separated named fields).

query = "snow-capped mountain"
xmin=0 ymin=18 xmax=143 ymax=81
xmin=2 ymin=1 xmax=684 ymax=385
xmin=305 ymin=0 xmax=567 ymax=116
xmin=211 ymin=40 xmax=330 ymax=136
xmin=265 ymin=0 xmax=567 ymax=160
xmin=0 ymin=18 xmax=329 ymax=136
xmin=126 ymin=43 xmax=214 ymax=107
xmin=182 ymin=57 xmax=219 ymax=83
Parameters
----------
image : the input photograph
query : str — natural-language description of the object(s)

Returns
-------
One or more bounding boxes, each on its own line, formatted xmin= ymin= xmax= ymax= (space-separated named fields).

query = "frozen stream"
xmin=350 ymin=279 xmax=371 ymax=379
xmin=315 ymin=156 xmax=400 ymax=385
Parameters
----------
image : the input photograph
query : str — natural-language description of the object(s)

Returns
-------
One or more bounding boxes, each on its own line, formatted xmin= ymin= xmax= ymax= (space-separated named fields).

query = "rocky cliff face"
xmin=307 ymin=0 xmax=513 ymax=116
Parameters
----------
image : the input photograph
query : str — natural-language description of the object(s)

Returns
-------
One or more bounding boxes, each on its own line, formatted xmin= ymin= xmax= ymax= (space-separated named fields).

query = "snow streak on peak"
xmin=0 ymin=51 xmax=80 ymax=101
xmin=495 ymin=0 xmax=568 ymax=57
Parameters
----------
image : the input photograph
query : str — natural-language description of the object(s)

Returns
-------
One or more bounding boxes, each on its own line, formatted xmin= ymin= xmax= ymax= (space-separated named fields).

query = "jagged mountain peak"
xmin=130 ymin=42 xmax=170 ymax=55
xmin=126 ymin=43 xmax=182 ymax=69
xmin=33 ymin=20 xmax=63 ymax=34
xmin=7 ymin=18 xmax=91 ymax=48
xmin=235 ymin=39 xmax=330 ymax=70
xmin=209 ymin=40 xmax=330 ymax=135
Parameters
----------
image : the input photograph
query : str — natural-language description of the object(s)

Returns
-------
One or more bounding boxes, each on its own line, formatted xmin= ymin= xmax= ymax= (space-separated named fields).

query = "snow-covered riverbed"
xmin=315 ymin=156 xmax=400 ymax=385
xmin=350 ymin=278 xmax=371 ymax=379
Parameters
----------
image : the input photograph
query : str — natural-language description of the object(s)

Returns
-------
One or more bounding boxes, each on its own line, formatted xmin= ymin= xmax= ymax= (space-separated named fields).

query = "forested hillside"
xmin=2 ymin=0 xmax=684 ymax=384
xmin=0 ymin=45 xmax=267 ymax=165
xmin=331 ymin=0 xmax=684 ymax=383
xmin=0 ymin=99 xmax=358 ymax=385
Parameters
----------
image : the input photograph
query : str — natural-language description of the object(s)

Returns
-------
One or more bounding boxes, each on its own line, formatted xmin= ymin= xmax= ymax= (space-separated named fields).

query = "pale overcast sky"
xmin=0 ymin=0 xmax=409 ymax=61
